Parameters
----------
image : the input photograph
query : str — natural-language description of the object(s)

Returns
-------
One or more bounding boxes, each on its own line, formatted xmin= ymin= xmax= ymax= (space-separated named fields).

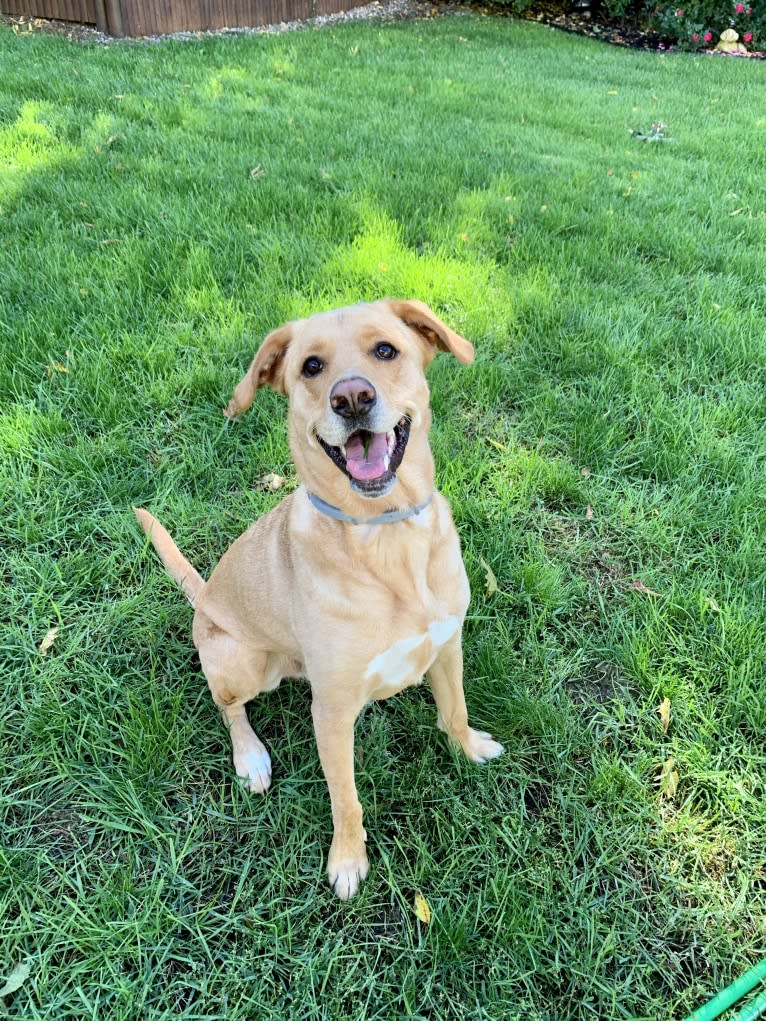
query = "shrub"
xmin=654 ymin=0 xmax=766 ymax=49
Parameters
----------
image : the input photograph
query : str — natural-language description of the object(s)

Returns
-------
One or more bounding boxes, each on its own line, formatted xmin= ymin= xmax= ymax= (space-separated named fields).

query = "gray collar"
xmin=307 ymin=490 xmax=433 ymax=526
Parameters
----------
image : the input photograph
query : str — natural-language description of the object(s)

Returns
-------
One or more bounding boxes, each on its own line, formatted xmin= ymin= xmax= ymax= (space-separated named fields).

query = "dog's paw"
xmin=328 ymin=840 xmax=369 ymax=901
xmin=235 ymin=746 xmax=272 ymax=794
xmin=329 ymin=856 xmax=369 ymax=901
xmin=462 ymin=728 xmax=504 ymax=764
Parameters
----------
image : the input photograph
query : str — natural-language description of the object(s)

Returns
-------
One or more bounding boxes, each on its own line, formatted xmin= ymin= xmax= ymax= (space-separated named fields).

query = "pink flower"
xmin=675 ymin=6 xmax=685 ymax=14
xmin=743 ymin=30 xmax=753 ymax=40
xmin=735 ymin=2 xmax=745 ymax=11
xmin=704 ymin=30 xmax=713 ymax=41
xmin=692 ymin=31 xmax=700 ymax=40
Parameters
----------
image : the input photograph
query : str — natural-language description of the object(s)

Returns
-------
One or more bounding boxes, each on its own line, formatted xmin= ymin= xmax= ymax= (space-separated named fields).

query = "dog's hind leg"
xmin=428 ymin=634 xmax=504 ymax=764
xmin=195 ymin=622 xmax=281 ymax=794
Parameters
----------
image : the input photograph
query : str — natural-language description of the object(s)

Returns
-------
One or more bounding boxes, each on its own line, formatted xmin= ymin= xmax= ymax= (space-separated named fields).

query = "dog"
xmin=134 ymin=299 xmax=503 ymax=899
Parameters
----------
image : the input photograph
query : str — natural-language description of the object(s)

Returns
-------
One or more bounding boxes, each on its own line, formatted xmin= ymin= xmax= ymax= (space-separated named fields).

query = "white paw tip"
xmin=329 ymin=859 xmax=369 ymax=901
xmin=467 ymin=732 xmax=505 ymax=764
xmin=236 ymin=748 xmax=272 ymax=794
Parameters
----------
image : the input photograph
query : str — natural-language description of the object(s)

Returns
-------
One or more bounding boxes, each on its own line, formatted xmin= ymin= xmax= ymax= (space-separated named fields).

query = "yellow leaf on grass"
xmin=46 ymin=361 xmax=69 ymax=378
xmin=658 ymin=697 xmax=671 ymax=733
xmin=39 ymin=627 xmax=59 ymax=656
xmin=630 ymin=578 xmax=663 ymax=598
xmin=659 ymin=755 xmax=679 ymax=800
xmin=414 ymin=891 xmax=431 ymax=925
xmin=479 ymin=556 xmax=498 ymax=597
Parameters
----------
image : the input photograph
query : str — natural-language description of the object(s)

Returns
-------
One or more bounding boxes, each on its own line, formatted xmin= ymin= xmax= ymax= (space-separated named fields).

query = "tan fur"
xmin=135 ymin=299 xmax=503 ymax=900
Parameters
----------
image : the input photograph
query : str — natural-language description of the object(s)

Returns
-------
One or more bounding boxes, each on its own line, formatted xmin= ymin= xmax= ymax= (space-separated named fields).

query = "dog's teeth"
xmin=387 ymin=431 xmax=395 ymax=454
xmin=383 ymin=455 xmax=390 ymax=471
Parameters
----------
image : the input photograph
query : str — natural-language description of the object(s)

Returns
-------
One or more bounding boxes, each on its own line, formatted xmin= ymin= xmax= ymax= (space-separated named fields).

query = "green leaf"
xmin=479 ymin=556 xmax=498 ymax=597
xmin=0 ymin=961 xmax=31 ymax=998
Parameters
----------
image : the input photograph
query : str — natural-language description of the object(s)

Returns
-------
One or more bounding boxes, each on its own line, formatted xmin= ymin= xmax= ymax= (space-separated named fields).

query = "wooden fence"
xmin=1 ymin=0 xmax=361 ymax=35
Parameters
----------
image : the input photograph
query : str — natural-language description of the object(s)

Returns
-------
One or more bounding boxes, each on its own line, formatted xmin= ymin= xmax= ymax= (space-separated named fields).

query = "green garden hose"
xmin=734 ymin=988 xmax=766 ymax=1021
xmin=684 ymin=958 xmax=766 ymax=1021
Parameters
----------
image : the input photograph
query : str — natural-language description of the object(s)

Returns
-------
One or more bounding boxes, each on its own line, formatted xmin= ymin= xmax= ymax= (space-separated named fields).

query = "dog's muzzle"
xmin=318 ymin=416 xmax=412 ymax=498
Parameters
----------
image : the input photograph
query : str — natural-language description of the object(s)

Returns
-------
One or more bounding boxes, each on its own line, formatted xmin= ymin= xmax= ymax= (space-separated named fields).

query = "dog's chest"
xmin=364 ymin=615 xmax=460 ymax=700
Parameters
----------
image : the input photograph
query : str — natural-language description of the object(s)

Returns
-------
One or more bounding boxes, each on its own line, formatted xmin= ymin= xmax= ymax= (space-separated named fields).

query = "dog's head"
xmin=225 ymin=300 xmax=473 ymax=507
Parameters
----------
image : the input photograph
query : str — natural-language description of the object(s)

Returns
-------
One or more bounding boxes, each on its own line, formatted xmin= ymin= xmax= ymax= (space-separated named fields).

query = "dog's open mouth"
xmin=318 ymin=416 xmax=411 ymax=497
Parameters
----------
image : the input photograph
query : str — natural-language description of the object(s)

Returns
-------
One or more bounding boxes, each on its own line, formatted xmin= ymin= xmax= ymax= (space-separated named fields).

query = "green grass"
xmin=2 ymin=12 xmax=765 ymax=1020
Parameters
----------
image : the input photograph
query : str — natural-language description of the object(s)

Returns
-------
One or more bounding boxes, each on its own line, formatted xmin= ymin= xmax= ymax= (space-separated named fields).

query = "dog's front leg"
xmin=428 ymin=634 xmax=504 ymax=764
xmin=311 ymin=698 xmax=368 ymax=900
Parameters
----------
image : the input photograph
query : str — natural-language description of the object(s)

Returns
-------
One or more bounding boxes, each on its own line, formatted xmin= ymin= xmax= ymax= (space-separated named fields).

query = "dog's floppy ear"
xmin=223 ymin=323 xmax=293 ymax=417
xmin=387 ymin=299 xmax=475 ymax=366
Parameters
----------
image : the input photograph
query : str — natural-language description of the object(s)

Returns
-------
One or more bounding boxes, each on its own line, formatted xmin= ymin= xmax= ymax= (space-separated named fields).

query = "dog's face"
xmin=225 ymin=300 xmax=474 ymax=504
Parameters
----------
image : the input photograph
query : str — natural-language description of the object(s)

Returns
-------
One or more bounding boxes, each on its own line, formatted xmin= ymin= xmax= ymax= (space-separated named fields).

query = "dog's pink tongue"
xmin=345 ymin=432 xmax=388 ymax=481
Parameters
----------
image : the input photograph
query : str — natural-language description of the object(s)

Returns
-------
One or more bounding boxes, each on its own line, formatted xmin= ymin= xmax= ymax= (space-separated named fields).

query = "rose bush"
xmin=491 ymin=0 xmax=764 ymax=51
xmin=655 ymin=0 xmax=765 ymax=49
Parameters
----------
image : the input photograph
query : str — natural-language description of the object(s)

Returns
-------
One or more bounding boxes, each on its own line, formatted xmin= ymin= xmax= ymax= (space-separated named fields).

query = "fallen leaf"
xmin=0 ymin=960 xmax=31 ymax=998
xmin=659 ymin=755 xmax=679 ymax=799
xmin=46 ymin=361 xmax=69 ymax=378
xmin=479 ymin=556 xmax=498 ymax=597
xmin=486 ymin=438 xmax=507 ymax=452
xmin=630 ymin=579 xmax=663 ymax=598
xmin=250 ymin=165 xmax=266 ymax=179
xmin=257 ymin=472 xmax=285 ymax=492
xmin=39 ymin=627 xmax=59 ymax=656
xmin=585 ymin=505 xmax=595 ymax=521
xmin=413 ymin=891 xmax=431 ymax=925
xmin=658 ymin=697 xmax=671 ymax=733
xmin=705 ymin=595 xmax=721 ymax=613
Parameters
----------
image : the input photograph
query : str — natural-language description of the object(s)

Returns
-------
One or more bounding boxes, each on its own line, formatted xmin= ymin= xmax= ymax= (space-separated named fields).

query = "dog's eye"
xmin=374 ymin=342 xmax=398 ymax=361
xmin=301 ymin=356 xmax=324 ymax=378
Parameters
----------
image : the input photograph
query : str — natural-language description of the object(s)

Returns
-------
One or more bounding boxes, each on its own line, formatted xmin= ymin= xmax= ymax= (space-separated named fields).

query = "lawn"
xmin=1 ymin=11 xmax=765 ymax=1020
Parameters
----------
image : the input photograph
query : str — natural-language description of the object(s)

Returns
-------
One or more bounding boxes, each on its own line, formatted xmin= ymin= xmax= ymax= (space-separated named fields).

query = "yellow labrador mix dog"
xmin=135 ymin=299 xmax=503 ymax=899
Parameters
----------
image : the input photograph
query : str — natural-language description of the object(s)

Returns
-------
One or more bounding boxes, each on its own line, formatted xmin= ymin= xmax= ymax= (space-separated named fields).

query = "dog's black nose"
xmin=330 ymin=376 xmax=377 ymax=419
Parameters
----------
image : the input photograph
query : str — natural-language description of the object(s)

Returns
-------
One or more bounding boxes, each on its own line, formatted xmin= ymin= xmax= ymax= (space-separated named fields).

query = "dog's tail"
xmin=133 ymin=507 xmax=205 ymax=606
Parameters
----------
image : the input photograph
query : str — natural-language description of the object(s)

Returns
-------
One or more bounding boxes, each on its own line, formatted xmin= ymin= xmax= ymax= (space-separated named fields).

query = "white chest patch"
xmin=428 ymin=615 xmax=459 ymax=647
xmin=364 ymin=615 xmax=460 ymax=694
